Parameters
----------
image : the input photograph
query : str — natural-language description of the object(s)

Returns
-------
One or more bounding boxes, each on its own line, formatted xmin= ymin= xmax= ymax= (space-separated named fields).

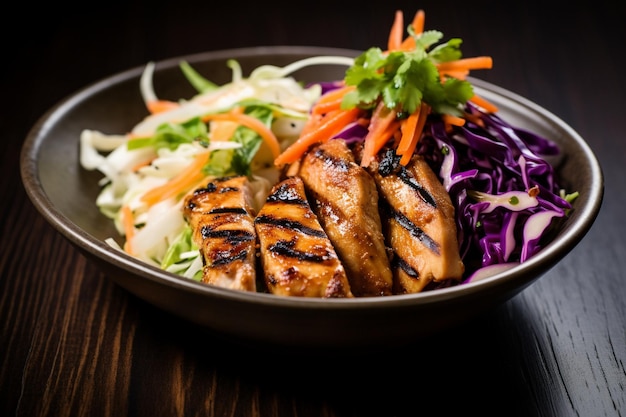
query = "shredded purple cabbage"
xmin=416 ymin=103 xmax=572 ymax=278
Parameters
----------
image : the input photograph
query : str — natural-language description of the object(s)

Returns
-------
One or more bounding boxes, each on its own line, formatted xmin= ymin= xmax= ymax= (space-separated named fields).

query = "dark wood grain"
xmin=2 ymin=1 xmax=625 ymax=416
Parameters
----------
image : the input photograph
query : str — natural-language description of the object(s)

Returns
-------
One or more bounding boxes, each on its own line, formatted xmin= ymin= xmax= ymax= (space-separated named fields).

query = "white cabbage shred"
xmin=80 ymin=55 xmax=354 ymax=273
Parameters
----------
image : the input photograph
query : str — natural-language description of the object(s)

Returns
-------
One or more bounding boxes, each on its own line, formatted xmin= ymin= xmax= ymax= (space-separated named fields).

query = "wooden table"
xmin=2 ymin=1 xmax=625 ymax=415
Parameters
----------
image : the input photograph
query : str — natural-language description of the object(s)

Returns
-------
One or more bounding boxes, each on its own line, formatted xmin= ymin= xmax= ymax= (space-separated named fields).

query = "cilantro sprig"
xmin=341 ymin=29 xmax=475 ymax=117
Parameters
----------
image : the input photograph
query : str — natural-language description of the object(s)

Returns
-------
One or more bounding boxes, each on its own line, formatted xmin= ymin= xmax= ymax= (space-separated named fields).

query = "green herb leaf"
xmin=342 ymin=28 xmax=475 ymax=116
xmin=127 ymin=117 xmax=209 ymax=151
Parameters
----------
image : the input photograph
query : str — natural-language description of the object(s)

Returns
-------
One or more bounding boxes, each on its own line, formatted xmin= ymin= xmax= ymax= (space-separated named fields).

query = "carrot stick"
xmin=202 ymin=111 xmax=281 ymax=159
xmin=298 ymin=112 xmax=324 ymax=137
xmin=274 ymin=107 xmax=362 ymax=166
xmin=399 ymin=103 xmax=430 ymax=166
xmin=437 ymin=56 xmax=493 ymax=73
xmin=399 ymin=9 xmax=425 ymax=50
xmin=146 ymin=99 xmax=180 ymax=114
xmin=140 ymin=151 xmax=210 ymax=206
xmin=360 ymin=102 xmax=399 ymax=167
xmin=412 ymin=9 xmax=425 ymax=34
xmin=121 ymin=205 xmax=135 ymax=255
xmin=311 ymin=85 xmax=356 ymax=115
xmin=440 ymin=70 xmax=469 ymax=81
xmin=131 ymin=158 xmax=154 ymax=172
xmin=442 ymin=114 xmax=466 ymax=127
xmin=387 ymin=10 xmax=404 ymax=51
xmin=469 ymin=94 xmax=499 ymax=113
xmin=396 ymin=109 xmax=421 ymax=155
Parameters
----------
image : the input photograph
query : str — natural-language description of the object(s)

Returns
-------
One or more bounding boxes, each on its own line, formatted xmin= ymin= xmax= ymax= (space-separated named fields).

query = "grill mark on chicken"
xmin=361 ymin=146 xmax=464 ymax=293
xmin=397 ymin=169 xmax=438 ymax=208
xmin=265 ymin=180 xmax=307 ymax=204
xmin=379 ymin=149 xmax=438 ymax=208
xmin=268 ymin=239 xmax=329 ymax=262
xmin=182 ymin=175 xmax=257 ymax=292
xmin=254 ymin=215 xmax=326 ymax=237
xmin=297 ymin=139 xmax=393 ymax=296
xmin=388 ymin=205 xmax=439 ymax=255
xmin=254 ymin=176 xmax=353 ymax=298
xmin=201 ymin=227 xmax=255 ymax=243
xmin=393 ymin=256 xmax=419 ymax=278
xmin=208 ymin=207 xmax=248 ymax=215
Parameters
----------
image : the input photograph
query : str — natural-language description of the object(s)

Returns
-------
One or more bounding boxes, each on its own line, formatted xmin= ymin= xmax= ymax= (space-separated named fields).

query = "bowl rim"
xmin=20 ymin=45 xmax=605 ymax=311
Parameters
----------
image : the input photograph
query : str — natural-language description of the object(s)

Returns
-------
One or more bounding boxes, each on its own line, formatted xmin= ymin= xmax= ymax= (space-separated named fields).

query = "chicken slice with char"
xmin=254 ymin=176 xmax=353 ymax=298
xmin=182 ymin=175 xmax=257 ymax=291
xmin=297 ymin=139 xmax=393 ymax=297
xmin=365 ymin=148 xmax=465 ymax=293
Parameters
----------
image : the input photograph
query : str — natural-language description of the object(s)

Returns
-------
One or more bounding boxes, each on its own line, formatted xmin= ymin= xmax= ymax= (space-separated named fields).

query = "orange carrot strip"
xmin=399 ymin=103 xmax=430 ymax=166
xmin=387 ymin=10 xmax=404 ymax=51
xmin=146 ymin=99 xmax=180 ymax=114
xmin=140 ymin=151 xmax=210 ymax=206
xmin=437 ymin=56 xmax=493 ymax=72
xmin=311 ymin=85 xmax=356 ymax=115
xmin=469 ymin=94 xmax=499 ymax=113
xmin=131 ymin=158 xmax=154 ymax=172
xmin=313 ymin=85 xmax=354 ymax=107
xmin=442 ymin=114 xmax=466 ymax=127
xmin=360 ymin=102 xmax=399 ymax=167
xmin=396 ymin=109 xmax=420 ymax=155
xmin=210 ymin=120 xmax=240 ymax=142
xmin=440 ymin=70 xmax=469 ymax=80
xmin=399 ymin=9 xmax=425 ymax=50
xmin=202 ymin=112 xmax=281 ymax=159
xmin=312 ymin=98 xmax=346 ymax=116
xmin=121 ymin=205 xmax=135 ymax=255
xmin=463 ymin=111 xmax=485 ymax=128
xmin=274 ymin=107 xmax=361 ymax=166
xmin=299 ymin=112 xmax=324 ymax=137
xmin=470 ymin=94 xmax=498 ymax=113
xmin=412 ymin=9 xmax=425 ymax=34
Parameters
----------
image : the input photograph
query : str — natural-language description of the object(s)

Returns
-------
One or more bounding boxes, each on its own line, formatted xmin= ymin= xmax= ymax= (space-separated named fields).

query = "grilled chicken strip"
xmin=365 ymin=148 xmax=464 ymax=293
xmin=297 ymin=139 xmax=393 ymax=297
xmin=182 ymin=176 xmax=257 ymax=291
xmin=254 ymin=176 xmax=353 ymax=298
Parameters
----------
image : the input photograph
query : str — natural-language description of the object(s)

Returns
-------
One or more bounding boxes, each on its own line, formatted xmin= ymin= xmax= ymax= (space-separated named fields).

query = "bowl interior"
xmin=20 ymin=46 xmax=604 ymax=347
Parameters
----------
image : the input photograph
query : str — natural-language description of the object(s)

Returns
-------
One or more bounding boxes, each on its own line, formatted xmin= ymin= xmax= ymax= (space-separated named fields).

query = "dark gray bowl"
xmin=20 ymin=46 xmax=604 ymax=349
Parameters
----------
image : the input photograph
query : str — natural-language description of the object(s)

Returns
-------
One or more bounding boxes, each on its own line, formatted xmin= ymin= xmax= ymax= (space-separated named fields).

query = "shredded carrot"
xmin=360 ymin=102 xmax=400 ymax=167
xmin=399 ymin=103 xmax=430 ymax=166
xmin=440 ymin=70 xmax=469 ymax=81
xmin=469 ymin=94 xmax=499 ymax=113
xmin=411 ymin=9 xmax=425 ymax=34
xmin=437 ymin=56 xmax=493 ymax=73
xmin=121 ymin=205 xmax=135 ymax=255
xmin=146 ymin=99 xmax=180 ymax=114
xmin=399 ymin=9 xmax=425 ymax=50
xmin=131 ymin=158 xmax=155 ymax=172
xmin=311 ymin=85 xmax=356 ymax=115
xmin=274 ymin=107 xmax=362 ymax=166
xmin=396 ymin=109 xmax=421 ymax=155
xmin=140 ymin=151 xmax=210 ymax=206
xmin=387 ymin=10 xmax=404 ymax=51
xmin=210 ymin=120 xmax=240 ymax=142
xmin=442 ymin=114 xmax=466 ymax=127
xmin=463 ymin=111 xmax=485 ymax=128
xmin=202 ymin=111 xmax=281 ymax=159
xmin=298 ymin=112 xmax=324 ymax=137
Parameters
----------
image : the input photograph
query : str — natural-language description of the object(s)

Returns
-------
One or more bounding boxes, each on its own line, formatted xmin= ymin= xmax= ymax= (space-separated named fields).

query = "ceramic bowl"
xmin=20 ymin=46 xmax=603 ymax=349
